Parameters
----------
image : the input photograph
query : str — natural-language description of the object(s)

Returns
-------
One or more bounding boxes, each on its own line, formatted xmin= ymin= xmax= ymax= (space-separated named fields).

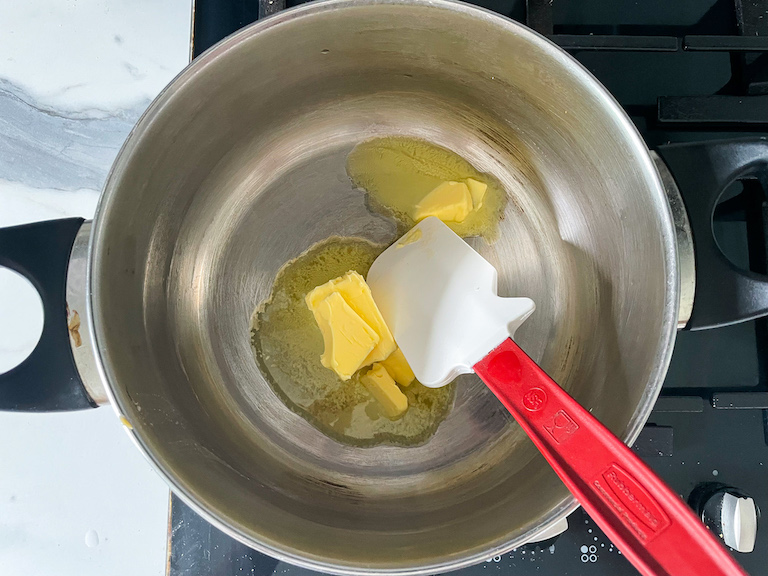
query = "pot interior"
xmin=91 ymin=1 xmax=677 ymax=572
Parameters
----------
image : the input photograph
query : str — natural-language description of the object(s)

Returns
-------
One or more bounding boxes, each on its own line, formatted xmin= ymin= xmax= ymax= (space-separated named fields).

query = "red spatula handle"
xmin=474 ymin=338 xmax=748 ymax=576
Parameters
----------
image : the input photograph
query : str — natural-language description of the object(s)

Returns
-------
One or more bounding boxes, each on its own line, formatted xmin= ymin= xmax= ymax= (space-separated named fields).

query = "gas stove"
xmin=170 ymin=0 xmax=768 ymax=574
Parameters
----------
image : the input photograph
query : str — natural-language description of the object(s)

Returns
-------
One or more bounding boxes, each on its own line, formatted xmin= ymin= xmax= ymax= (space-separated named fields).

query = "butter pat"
xmin=380 ymin=348 xmax=415 ymax=387
xmin=413 ymin=181 xmax=473 ymax=223
xmin=361 ymin=363 xmax=408 ymax=418
xmin=309 ymin=291 xmax=379 ymax=380
xmin=466 ymin=178 xmax=488 ymax=210
xmin=306 ymin=271 xmax=396 ymax=365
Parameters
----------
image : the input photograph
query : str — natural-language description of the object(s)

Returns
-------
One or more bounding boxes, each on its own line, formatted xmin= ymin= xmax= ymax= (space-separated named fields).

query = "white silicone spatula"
xmin=367 ymin=217 xmax=747 ymax=576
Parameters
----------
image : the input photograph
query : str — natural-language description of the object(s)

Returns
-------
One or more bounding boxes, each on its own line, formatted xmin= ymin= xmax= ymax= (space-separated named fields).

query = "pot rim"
xmin=87 ymin=0 xmax=680 ymax=573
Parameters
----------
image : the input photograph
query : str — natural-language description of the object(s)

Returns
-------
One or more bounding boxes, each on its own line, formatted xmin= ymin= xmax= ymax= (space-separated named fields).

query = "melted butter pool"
xmin=347 ymin=136 xmax=507 ymax=240
xmin=251 ymin=237 xmax=455 ymax=447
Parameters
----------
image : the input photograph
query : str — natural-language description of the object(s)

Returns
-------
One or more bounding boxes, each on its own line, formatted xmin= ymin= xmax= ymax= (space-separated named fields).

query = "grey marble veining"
xmin=0 ymin=78 xmax=148 ymax=191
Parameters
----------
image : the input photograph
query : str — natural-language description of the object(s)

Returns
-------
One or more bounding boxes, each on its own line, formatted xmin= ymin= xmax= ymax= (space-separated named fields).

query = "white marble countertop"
xmin=0 ymin=1 xmax=191 ymax=574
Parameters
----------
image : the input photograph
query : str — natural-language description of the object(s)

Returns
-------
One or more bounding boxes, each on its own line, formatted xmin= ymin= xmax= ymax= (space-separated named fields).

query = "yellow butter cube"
xmin=413 ymin=181 xmax=473 ymax=223
xmin=466 ymin=177 xmax=488 ymax=210
xmin=309 ymin=292 xmax=379 ymax=381
xmin=361 ymin=363 xmax=408 ymax=418
xmin=306 ymin=271 xmax=396 ymax=365
xmin=380 ymin=348 xmax=415 ymax=387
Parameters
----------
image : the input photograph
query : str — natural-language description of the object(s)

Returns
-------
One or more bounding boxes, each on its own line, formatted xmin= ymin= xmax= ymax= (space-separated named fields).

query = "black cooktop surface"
xmin=172 ymin=1 xmax=768 ymax=574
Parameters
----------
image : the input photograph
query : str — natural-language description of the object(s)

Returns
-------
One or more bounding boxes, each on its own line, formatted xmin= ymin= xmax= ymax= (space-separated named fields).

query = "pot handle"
xmin=0 ymin=218 xmax=96 ymax=410
xmin=656 ymin=138 xmax=768 ymax=330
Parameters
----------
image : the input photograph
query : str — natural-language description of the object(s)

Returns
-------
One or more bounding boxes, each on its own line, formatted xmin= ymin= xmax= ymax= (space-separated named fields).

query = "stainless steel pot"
xmin=2 ymin=1 xmax=768 ymax=574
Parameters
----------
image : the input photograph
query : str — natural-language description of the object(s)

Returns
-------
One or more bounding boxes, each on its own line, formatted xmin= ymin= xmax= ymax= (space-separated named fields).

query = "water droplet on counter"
xmin=84 ymin=529 xmax=100 ymax=548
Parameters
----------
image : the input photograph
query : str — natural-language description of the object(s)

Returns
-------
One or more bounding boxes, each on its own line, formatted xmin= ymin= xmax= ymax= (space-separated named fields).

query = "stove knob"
xmin=690 ymin=483 xmax=760 ymax=553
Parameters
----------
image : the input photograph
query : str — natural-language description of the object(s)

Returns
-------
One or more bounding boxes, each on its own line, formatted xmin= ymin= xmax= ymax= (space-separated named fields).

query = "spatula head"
xmin=367 ymin=217 xmax=535 ymax=388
